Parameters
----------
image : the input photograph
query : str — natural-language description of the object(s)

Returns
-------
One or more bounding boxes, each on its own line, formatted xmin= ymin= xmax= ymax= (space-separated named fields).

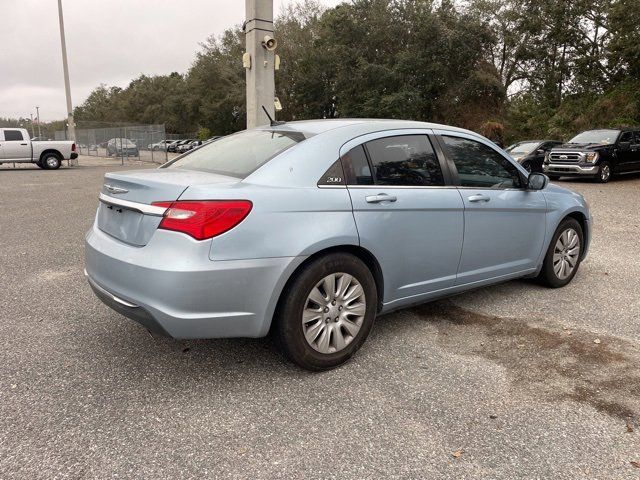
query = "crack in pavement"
xmin=410 ymin=301 xmax=640 ymax=426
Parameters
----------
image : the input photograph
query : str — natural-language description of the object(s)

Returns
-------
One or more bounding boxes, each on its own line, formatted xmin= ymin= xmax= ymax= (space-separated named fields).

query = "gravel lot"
xmin=1 ymin=158 xmax=639 ymax=479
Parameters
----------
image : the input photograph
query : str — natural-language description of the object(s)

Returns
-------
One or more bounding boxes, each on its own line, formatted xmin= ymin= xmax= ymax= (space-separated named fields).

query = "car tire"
xmin=41 ymin=153 xmax=61 ymax=170
xmin=36 ymin=160 xmax=44 ymax=169
xmin=274 ymin=253 xmax=378 ymax=371
xmin=537 ymin=217 xmax=583 ymax=288
xmin=596 ymin=161 xmax=611 ymax=183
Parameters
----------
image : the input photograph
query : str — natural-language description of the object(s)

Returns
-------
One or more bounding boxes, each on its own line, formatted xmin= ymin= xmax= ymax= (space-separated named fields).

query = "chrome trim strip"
xmin=345 ymin=185 xmax=456 ymax=190
xmin=98 ymin=192 xmax=167 ymax=216
xmin=544 ymin=164 xmax=598 ymax=174
xmin=84 ymin=269 xmax=139 ymax=308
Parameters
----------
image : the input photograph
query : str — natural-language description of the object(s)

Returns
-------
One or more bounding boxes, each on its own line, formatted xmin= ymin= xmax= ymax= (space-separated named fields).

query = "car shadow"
xmin=555 ymin=171 xmax=640 ymax=184
xmin=85 ymin=278 xmax=540 ymax=381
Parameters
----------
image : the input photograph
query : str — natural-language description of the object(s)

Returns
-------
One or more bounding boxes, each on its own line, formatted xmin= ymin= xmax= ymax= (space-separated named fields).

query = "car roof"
xmin=244 ymin=118 xmax=499 ymax=188
xmin=256 ymin=118 xmax=479 ymax=138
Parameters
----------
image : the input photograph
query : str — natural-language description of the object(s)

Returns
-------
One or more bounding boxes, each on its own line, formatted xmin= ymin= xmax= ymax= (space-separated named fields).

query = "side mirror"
xmin=536 ymin=149 xmax=545 ymax=155
xmin=618 ymin=141 xmax=631 ymax=151
xmin=527 ymin=172 xmax=548 ymax=190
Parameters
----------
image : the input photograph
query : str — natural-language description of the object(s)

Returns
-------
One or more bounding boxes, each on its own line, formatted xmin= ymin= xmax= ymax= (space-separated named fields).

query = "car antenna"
xmin=262 ymin=105 xmax=286 ymax=126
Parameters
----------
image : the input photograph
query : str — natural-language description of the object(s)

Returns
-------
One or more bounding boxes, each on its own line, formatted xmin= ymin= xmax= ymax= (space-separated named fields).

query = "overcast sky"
xmin=0 ymin=0 xmax=342 ymax=121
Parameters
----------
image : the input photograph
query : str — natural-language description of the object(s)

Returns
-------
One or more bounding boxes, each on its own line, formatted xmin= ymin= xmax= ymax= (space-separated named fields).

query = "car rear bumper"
xmin=543 ymin=163 xmax=598 ymax=176
xmin=84 ymin=223 xmax=303 ymax=339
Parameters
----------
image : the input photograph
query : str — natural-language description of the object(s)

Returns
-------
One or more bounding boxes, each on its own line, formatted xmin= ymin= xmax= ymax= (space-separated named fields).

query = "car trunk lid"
xmin=97 ymin=169 xmax=239 ymax=246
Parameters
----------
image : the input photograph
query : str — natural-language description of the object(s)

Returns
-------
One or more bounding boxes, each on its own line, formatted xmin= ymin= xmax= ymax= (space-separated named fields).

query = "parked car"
xmin=506 ymin=140 xmax=562 ymax=173
xmin=0 ymin=127 xmax=77 ymax=169
xmin=106 ymin=138 xmax=139 ymax=157
xmin=167 ymin=140 xmax=189 ymax=153
xmin=174 ymin=139 xmax=196 ymax=153
xmin=544 ymin=128 xmax=640 ymax=183
xmin=148 ymin=140 xmax=175 ymax=151
xmin=177 ymin=140 xmax=202 ymax=153
xmin=85 ymin=119 xmax=591 ymax=371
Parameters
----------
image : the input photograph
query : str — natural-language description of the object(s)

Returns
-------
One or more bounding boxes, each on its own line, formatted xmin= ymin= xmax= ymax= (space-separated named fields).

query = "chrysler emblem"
xmin=103 ymin=184 xmax=128 ymax=195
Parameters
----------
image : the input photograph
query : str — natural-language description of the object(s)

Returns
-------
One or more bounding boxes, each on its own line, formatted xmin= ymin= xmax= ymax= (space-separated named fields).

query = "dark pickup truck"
xmin=543 ymin=128 xmax=640 ymax=183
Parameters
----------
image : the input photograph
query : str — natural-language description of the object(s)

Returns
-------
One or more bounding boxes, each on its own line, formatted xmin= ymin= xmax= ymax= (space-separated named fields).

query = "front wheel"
xmin=274 ymin=253 xmax=378 ymax=371
xmin=537 ymin=217 xmax=583 ymax=288
xmin=596 ymin=161 xmax=611 ymax=183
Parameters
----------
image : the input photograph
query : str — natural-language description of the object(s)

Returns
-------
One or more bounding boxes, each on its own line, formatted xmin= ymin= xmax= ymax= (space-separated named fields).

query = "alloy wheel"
xmin=553 ymin=228 xmax=580 ymax=280
xmin=600 ymin=164 xmax=611 ymax=182
xmin=302 ymin=272 xmax=366 ymax=354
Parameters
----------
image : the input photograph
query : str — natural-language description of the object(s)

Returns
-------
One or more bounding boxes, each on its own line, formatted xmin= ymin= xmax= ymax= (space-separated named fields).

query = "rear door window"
xmin=166 ymin=129 xmax=305 ymax=178
xmin=364 ymin=135 xmax=444 ymax=186
xmin=341 ymin=145 xmax=373 ymax=185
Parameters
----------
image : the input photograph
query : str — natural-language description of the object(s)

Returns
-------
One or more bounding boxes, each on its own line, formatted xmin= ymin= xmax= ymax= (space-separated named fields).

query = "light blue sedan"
xmin=85 ymin=120 xmax=591 ymax=370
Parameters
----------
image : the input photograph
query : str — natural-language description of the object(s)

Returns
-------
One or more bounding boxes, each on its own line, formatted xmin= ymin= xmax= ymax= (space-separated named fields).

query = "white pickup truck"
xmin=0 ymin=127 xmax=77 ymax=169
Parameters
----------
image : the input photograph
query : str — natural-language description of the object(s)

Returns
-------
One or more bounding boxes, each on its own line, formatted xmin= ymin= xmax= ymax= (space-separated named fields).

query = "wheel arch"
xmin=565 ymin=211 xmax=589 ymax=260
xmin=39 ymin=149 xmax=63 ymax=162
xmin=267 ymin=244 xmax=385 ymax=335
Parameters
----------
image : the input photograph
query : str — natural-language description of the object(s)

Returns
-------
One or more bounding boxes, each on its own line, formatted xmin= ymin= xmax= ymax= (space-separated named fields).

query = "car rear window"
xmin=165 ymin=130 xmax=305 ymax=178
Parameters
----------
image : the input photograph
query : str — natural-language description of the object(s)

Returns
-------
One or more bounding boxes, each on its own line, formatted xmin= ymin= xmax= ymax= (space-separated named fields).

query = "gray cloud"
xmin=0 ymin=0 xmax=341 ymax=120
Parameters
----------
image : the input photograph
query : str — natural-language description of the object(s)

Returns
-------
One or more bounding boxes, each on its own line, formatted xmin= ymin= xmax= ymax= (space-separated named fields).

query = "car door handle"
xmin=20 ymin=143 xmax=27 ymax=146
xmin=468 ymin=194 xmax=490 ymax=203
xmin=365 ymin=193 xmax=397 ymax=203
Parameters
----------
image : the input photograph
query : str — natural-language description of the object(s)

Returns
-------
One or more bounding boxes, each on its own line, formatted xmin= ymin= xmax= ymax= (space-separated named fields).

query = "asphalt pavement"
xmin=1 ymin=158 xmax=639 ymax=479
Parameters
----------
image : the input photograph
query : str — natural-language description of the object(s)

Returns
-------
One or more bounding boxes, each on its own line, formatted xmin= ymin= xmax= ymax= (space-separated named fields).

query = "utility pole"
xmin=57 ymin=0 xmax=78 ymax=165
xmin=29 ymin=114 xmax=35 ymax=139
xmin=35 ymin=106 xmax=42 ymax=138
xmin=244 ymin=0 xmax=276 ymax=129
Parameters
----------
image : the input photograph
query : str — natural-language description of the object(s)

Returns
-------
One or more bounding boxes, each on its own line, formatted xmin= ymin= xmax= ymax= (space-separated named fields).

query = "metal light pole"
xmin=57 ymin=0 xmax=78 ymax=165
xmin=29 ymin=114 xmax=35 ymax=139
xmin=244 ymin=0 xmax=276 ymax=129
xmin=35 ymin=106 xmax=42 ymax=138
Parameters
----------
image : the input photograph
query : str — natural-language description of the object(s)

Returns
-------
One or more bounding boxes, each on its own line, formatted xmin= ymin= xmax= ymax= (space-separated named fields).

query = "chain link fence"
xmin=55 ymin=123 xmax=195 ymax=164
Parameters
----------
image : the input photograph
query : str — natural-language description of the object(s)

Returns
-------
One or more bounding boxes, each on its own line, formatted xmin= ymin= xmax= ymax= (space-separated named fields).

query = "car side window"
xmin=364 ymin=135 xmax=444 ymax=186
xmin=318 ymin=159 xmax=346 ymax=186
xmin=633 ymin=131 xmax=640 ymax=145
xmin=342 ymin=145 xmax=374 ymax=185
xmin=619 ymin=131 xmax=633 ymax=143
xmin=3 ymin=130 xmax=24 ymax=141
xmin=441 ymin=135 xmax=522 ymax=189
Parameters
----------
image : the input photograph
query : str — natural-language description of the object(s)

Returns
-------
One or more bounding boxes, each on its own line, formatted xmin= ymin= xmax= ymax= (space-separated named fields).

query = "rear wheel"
xmin=41 ymin=153 xmax=61 ymax=170
xmin=537 ymin=217 xmax=583 ymax=288
xmin=274 ymin=253 xmax=378 ymax=371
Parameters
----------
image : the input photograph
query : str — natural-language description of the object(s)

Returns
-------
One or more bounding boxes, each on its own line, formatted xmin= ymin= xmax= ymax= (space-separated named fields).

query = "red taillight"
xmin=151 ymin=200 xmax=252 ymax=240
xmin=72 ymin=143 xmax=76 ymax=152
